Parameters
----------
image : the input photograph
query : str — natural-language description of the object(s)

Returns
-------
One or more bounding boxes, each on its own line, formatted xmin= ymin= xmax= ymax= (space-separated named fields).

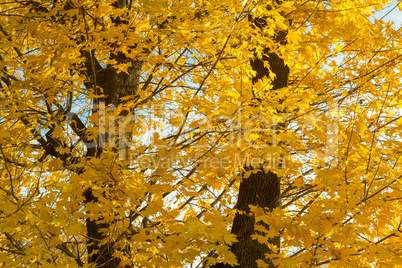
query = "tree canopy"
xmin=1 ymin=0 xmax=402 ymax=267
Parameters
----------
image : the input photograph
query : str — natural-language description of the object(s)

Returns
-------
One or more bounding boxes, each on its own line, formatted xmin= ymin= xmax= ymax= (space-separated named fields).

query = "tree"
xmin=1 ymin=0 xmax=402 ymax=267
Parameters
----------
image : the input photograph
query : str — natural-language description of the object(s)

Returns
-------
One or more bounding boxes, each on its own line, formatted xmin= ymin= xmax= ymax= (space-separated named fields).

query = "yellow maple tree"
xmin=0 ymin=0 xmax=401 ymax=267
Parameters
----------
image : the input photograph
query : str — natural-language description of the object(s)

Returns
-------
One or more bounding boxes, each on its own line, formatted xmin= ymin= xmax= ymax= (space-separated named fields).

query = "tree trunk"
xmin=83 ymin=52 xmax=142 ymax=268
xmin=82 ymin=2 xmax=143 ymax=266
xmin=210 ymin=9 xmax=289 ymax=268
xmin=230 ymin=169 xmax=282 ymax=268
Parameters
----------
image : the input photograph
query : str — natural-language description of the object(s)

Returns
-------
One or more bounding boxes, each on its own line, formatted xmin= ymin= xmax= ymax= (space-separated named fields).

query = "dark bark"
xmin=230 ymin=169 xmax=281 ymax=268
xmin=83 ymin=40 xmax=142 ymax=268
xmin=82 ymin=2 xmax=143 ymax=267
xmin=84 ymin=188 xmax=124 ymax=268
xmin=210 ymin=8 xmax=289 ymax=268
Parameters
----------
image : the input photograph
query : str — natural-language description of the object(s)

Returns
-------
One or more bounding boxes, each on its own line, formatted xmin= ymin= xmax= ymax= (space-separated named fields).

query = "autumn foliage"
xmin=1 ymin=0 xmax=402 ymax=267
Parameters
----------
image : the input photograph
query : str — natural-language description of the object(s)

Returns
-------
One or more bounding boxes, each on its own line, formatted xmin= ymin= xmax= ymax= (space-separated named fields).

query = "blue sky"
xmin=373 ymin=1 xmax=402 ymax=28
